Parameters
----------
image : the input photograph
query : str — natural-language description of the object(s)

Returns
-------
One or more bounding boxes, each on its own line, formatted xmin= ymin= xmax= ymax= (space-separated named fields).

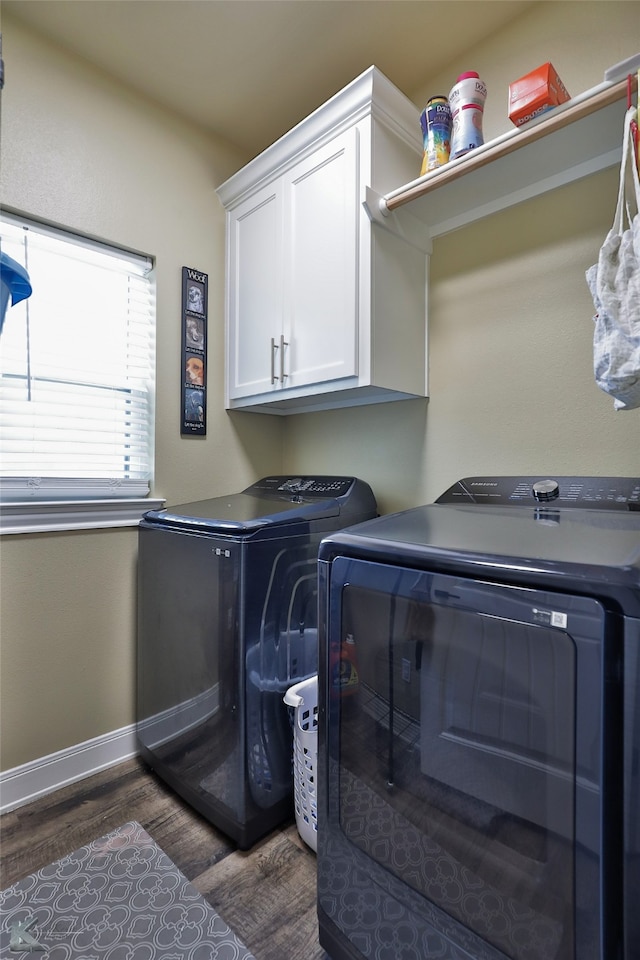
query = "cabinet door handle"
xmin=280 ymin=334 xmax=288 ymax=381
xmin=271 ymin=337 xmax=278 ymax=384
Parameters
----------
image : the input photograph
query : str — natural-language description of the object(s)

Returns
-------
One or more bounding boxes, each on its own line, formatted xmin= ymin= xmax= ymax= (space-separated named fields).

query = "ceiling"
xmin=3 ymin=0 xmax=535 ymax=159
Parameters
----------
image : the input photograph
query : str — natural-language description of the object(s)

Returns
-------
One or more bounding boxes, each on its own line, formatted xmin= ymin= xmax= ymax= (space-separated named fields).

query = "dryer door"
xmin=319 ymin=557 xmax=620 ymax=960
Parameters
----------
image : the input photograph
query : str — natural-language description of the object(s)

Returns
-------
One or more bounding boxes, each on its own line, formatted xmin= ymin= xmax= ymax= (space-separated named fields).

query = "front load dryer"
xmin=136 ymin=475 xmax=376 ymax=848
xmin=316 ymin=475 xmax=640 ymax=960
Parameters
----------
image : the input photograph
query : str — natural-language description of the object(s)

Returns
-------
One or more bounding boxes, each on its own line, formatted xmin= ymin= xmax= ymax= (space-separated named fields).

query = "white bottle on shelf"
xmin=449 ymin=71 xmax=487 ymax=159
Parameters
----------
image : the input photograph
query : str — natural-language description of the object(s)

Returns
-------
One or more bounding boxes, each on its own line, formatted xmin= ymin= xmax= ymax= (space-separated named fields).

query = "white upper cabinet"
xmin=217 ymin=67 xmax=428 ymax=415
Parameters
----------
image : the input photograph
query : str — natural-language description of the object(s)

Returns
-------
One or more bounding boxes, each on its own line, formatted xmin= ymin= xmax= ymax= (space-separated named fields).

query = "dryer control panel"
xmin=437 ymin=476 xmax=640 ymax=510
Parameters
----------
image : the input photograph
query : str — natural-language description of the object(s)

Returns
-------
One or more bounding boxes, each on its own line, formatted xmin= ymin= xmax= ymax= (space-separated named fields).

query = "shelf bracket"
xmin=363 ymin=187 xmax=432 ymax=254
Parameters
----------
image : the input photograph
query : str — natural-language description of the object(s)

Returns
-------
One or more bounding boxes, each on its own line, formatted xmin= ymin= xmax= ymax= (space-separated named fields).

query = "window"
xmin=0 ymin=213 xmax=156 ymax=513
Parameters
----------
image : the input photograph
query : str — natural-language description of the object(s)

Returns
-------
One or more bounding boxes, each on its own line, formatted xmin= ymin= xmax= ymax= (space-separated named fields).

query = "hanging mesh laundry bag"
xmin=586 ymin=105 xmax=640 ymax=410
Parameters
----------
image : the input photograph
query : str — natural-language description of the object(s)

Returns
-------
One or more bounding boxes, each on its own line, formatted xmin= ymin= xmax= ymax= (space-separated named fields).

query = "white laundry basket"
xmin=283 ymin=674 xmax=318 ymax=852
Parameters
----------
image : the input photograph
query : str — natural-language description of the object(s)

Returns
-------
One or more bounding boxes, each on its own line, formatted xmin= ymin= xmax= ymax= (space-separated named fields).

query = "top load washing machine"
xmin=136 ymin=475 xmax=376 ymax=849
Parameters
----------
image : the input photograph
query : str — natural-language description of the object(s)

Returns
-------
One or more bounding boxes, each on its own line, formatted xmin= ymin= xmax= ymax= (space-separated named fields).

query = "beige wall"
xmin=1 ymin=2 xmax=639 ymax=773
xmin=1 ymin=529 xmax=138 ymax=764
xmin=0 ymin=15 xmax=283 ymax=771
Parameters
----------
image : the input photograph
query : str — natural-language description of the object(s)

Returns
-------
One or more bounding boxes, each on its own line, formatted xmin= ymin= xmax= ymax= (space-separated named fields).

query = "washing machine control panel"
xmin=249 ymin=476 xmax=357 ymax=498
xmin=437 ymin=476 xmax=640 ymax=510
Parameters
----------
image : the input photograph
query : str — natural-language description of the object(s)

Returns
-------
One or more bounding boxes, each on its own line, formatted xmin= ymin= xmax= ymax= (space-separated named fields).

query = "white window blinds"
xmin=0 ymin=213 xmax=155 ymax=501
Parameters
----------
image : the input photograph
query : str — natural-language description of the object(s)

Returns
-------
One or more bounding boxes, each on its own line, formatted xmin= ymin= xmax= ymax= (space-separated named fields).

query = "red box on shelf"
xmin=508 ymin=62 xmax=571 ymax=127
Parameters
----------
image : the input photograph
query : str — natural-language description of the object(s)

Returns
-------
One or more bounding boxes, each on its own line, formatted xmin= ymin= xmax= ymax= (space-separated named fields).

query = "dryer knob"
xmin=532 ymin=479 xmax=560 ymax=502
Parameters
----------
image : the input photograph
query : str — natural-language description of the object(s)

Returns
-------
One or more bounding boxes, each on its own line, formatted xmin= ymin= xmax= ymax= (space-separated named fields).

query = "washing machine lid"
xmin=141 ymin=475 xmax=366 ymax=534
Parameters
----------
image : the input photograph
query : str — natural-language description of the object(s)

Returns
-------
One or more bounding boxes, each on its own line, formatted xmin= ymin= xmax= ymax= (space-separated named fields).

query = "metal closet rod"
xmin=386 ymin=75 xmax=638 ymax=213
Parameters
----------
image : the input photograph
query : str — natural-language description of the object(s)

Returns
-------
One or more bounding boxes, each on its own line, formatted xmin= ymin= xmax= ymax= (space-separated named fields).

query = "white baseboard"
xmin=0 ymin=724 xmax=138 ymax=815
xmin=0 ymin=685 xmax=221 ymax=815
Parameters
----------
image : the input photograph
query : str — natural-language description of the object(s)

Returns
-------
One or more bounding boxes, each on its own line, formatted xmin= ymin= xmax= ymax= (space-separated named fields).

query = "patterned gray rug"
xmin=0 ymin=821 xmax=255 ymax=959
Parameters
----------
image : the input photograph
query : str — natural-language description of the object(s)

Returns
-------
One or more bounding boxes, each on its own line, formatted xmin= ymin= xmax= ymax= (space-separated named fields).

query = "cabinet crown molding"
xmin=216 ymin=65 xmax=421 ymax=209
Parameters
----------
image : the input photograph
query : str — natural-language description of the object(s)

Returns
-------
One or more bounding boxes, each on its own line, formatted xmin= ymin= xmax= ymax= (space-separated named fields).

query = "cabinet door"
xmin=227 ymin=185 xmax=283 ymax=400
xmin=283 ymin=127 xmax=359 ymax=389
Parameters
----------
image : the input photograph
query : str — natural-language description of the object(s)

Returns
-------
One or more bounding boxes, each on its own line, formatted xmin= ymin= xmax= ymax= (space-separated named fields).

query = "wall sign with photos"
xmin=181 ymin=266 xmax=208 ymax=436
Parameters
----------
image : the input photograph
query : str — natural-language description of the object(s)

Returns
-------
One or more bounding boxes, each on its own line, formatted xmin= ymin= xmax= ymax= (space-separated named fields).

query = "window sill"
xmin=0 ymin=498 xmax=165 ymax=535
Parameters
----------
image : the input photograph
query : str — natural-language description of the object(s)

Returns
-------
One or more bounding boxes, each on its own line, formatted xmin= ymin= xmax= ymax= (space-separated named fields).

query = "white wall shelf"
xmin=366 ymin=76 xmax=636 ymax=240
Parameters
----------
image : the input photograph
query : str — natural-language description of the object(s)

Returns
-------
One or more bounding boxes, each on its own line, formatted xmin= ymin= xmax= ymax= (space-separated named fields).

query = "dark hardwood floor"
xmin=0 ymin=756 xmax=329 ymax=960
